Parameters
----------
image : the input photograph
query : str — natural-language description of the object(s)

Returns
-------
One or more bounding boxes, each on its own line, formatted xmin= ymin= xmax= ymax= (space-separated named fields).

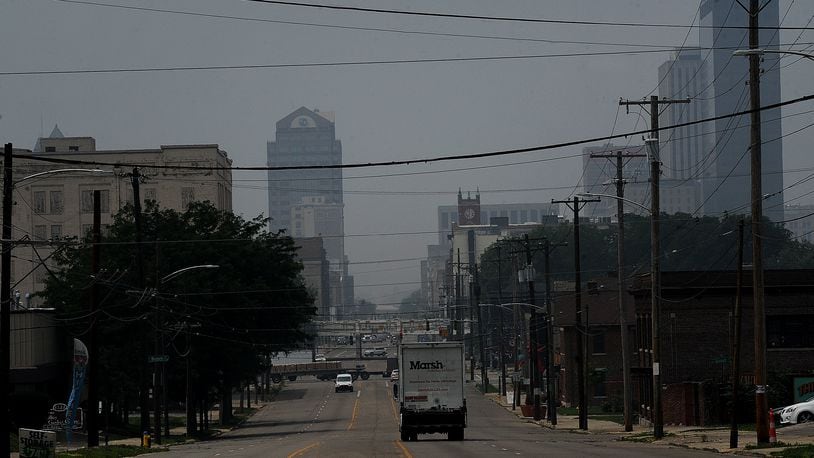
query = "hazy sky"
xmin=2 ymin=0 xmax=813 ymax=306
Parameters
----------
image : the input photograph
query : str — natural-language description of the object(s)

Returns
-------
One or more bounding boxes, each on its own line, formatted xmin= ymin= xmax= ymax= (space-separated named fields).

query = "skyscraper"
xmin=268 ymin=107 xmax=351 ymax=319
xmin=658 ymin=50 xmax=707 ymax=181
xmin=267 ymin=107 xmax=345 ymax=264
xmin=698 ymin=0 xmax=783 ymax=220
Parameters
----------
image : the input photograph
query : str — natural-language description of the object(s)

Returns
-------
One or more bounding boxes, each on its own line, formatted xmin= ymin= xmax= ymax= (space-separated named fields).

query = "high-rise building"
xmin=267 ymin=107 xmax=345 ymax=264
xmin=698 ymin=0 xmax=783 ymax=220
xmin=658 ymin=50 xmax=707 ymax=181
xmin=267 ymin=107 xmax=352 ymax=318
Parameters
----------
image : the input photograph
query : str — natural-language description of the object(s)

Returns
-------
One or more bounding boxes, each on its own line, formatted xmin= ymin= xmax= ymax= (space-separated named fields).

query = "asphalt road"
xmin=161 ymin=378 xmax=721 ymax=457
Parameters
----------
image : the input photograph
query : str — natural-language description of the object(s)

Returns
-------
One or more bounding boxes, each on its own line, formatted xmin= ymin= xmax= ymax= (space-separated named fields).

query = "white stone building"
xmin=7 ymin=127 xmax=233 ymax=307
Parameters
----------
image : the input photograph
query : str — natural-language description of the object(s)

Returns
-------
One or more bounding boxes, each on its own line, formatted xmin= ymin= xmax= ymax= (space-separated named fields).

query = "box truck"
xmin=398 ymin=341 xmax=466 ymax=441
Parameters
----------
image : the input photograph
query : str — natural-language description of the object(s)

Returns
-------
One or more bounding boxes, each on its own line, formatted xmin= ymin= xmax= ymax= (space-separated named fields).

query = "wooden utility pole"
xmin=542 ymin=238 xmax=566 ymax=426
xmin=739 ymin=0 xmax=770 ymax=444
xmin=87 ymin=191 xmax=101 ymax=447
xmin=730 ymin=219 xmax=745 ymax=448
xmin=620 ymin=95 xmax=689 ymax=438
xmin=1 ymin=143 xmax=13 ymax=457
xmin=589 ymin=149 xmax=646 ymax=432
xmin=551 ymin=196 xmax=599 ymax=431
xmin=521 ymin=234 xmax=541 ymax=420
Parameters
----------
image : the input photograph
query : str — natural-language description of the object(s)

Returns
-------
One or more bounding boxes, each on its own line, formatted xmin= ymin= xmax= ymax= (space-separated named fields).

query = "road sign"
xmin=148 ymin=355 xmax=169 ymax=363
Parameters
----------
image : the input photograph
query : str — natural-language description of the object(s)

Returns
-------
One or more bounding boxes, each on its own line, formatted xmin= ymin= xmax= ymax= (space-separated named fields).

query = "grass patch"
xmin=746 ymin=441 xmax=794 ymax=450
xmin=58 ymin=445 xmax=166 ymax=457
xmin=592 ymin=414 xmax=625 ymax=425
xmin=620 ymin=432 xmax=675 ymax=443
xmin=769 ymin=444 xmax=814 ymax=457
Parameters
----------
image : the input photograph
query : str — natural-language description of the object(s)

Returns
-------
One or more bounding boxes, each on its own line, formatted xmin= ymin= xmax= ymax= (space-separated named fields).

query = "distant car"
xmin=777 ymin=398 xmax=814 ymax=424
xmin=390 ymin=369 xmax=399 ymax=382
xmin=314 ymin=354 xmax=327 ymax=362
xmin=335 ymin=373 xmax=354 ymax=393
xmin=362 ymin=335 xmax=372 ymax=342
xmin=363 ymin=349 xmax=374 ymax=357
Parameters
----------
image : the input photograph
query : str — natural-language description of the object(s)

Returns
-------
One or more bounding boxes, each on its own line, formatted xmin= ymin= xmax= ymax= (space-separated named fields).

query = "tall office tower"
xmin=267 ymin=107 xmax=345 ymax=264
xmin=658 ymin=50 xmax=707 ymax=181
xmin=698 ymin=0 xmax=783 ymax=220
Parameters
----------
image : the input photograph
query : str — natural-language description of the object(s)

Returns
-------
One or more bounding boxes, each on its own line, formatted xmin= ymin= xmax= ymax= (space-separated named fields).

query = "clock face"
xmin=464 ymin=208 xmax=475 ymax=220
xmin=298 ymin=117 xmax=309 ymax=127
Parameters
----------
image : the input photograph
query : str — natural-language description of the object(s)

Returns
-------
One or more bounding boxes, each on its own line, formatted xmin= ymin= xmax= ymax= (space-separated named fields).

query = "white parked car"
xmin=777 ymin=398 xmax=814 ymax=424
xmin=390 ymin=369 xmax=399 ymax=382
xmin=314 ymin=354 xmax=327 ymax=362
xmin=335 ymin=373 xmax=354 ymax=393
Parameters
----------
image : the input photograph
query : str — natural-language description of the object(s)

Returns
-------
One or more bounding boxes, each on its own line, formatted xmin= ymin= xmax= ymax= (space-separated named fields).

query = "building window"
xmin=181 ymin=188 xmax=195 ymax=208
xmin=34 ymin=225 xmax=47 ymax=241
xmin=45 ymin=146 xmax=56 ymax=152
xmin=530 ymin=210 xmax=538 ymax=221
xmin=81 ymin=190 xmax=110 ymax=213
xmin=768 ymin=315 xmax=814 ymax=348
xmin=592 ymin=331 xmax=606 ymax=354
xmin=520 ymin=210 xmax=528 ymax=222
xmin=144 ymin=188 xmax=156 ymax=202
xmin=33 ymin=191 xmax=46 ymax=214
xmin=50 ymin=191 xmax=64 ymax=215
xmin=591 ymin=368 xmax=608 ymax=398
xmin=68 ymin=145 xmax=79 ymax=151
xmin=50 ymin=225 xmax=63 ymax=240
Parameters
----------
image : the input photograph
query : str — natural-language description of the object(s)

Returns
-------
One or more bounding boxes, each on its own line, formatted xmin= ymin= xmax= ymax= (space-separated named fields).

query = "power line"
xmin=53 ymin=0 xmax=738 ymax=49
xmin=244 ymin=0 xmax=814 ymax=30
xmin=15 ymin=92 xmax=814 ymax=172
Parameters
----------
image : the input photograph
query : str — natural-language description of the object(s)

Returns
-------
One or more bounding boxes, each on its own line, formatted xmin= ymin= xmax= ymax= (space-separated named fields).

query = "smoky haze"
xmin=1 ymin=0 xmax=812 ymax=307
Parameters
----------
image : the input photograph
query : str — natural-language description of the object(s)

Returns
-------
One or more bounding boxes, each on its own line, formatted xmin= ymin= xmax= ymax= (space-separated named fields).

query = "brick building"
xmin=630 ymin=270 xmax=814 ymax=425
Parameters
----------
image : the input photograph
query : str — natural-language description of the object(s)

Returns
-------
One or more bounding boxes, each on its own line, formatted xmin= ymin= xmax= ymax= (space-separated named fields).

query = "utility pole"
xmin=620 ymin=95 xmax=689 ymax=438
xmin=468 ymin=230 xmax=476 ymax=382
xmin=542 ymin=238 xmax=566 ymax=426
xmin=130 ymin=167 xmax=151 ymax=442
xmin=589 ymin=149 xmax=646 ymax=432
xmin=740 ymin=0 xmax=770 ymax=444
xmin=522 ymin=234 xmax=541 ymax=421
xmin=87 ymin=191 xmax=101 ymax=447
xmin=730 ymin=219 xmax=745 ymax=448
xmin=1 ymin=143 xmax=13 ymax=458
xmin=474 ymin=266 xmax=488 ymax=393
xmin=497 ymin=245 xmax=507 ymax=397
xmin=552 ymin=196 xmax=599 ymax=430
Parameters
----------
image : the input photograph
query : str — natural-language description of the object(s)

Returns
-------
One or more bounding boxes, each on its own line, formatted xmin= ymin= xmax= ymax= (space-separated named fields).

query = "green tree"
xmin=41 ymin=201 xmax=315 ymax=429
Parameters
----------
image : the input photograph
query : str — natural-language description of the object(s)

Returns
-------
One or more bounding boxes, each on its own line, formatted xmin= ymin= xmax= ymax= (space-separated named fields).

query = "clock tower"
xmin=457 ymin=188 xmax=481 ymax=225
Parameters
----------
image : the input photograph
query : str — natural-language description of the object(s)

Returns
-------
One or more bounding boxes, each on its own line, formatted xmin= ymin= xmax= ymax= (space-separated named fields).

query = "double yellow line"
xmin=347 ymin=397 xmax=360 ymax=430
xmin=287 ymin=442 xmax=319 ymax=458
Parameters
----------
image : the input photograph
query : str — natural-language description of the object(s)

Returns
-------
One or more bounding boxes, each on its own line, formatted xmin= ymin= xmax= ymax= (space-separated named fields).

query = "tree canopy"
xmin=478 ymin=213 xmax=814 ymax=301
xmin=41 ymin=201 xmax=316 ymax=426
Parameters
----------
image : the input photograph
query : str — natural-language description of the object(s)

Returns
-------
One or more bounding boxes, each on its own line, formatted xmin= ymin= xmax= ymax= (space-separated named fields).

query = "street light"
xmin=577 ymin=192 xmax=650 ymax=213
xmin=733 ymin=48 xmax=814 ymax=61
xmin=1 ymin=143 xmax=109 ymax=456
xmin=151 ymin=264 xmax=219 ymax=444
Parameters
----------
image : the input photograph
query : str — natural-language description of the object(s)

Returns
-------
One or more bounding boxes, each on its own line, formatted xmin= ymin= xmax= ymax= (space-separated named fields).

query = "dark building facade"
xmin=630 ymin=270 xmax=814 ymax=425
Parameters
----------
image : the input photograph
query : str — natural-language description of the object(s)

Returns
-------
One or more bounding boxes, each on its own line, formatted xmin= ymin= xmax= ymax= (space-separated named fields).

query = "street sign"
xmin=148 ymin=355 xmax=169 ymax=363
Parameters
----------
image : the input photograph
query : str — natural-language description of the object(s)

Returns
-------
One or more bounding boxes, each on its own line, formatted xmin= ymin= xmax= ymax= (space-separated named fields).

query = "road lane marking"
xmin=394 ymin=440 xmax=413 ymax=458
xmin=389 ymin=392 xmax=399 ymax=424
xmin=287 ymin=442 xmax=319 ymax=458
xmin=357 ymin=390 xmax=361 ymax=398
xmin=347 ymin=398 xmax=360 ymax=430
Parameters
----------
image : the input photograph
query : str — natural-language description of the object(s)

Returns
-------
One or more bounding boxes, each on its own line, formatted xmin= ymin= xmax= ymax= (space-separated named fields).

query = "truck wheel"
xmin=271 ymin=375 xmax=282 ymax=383
xmin=410 ymin=433 xmax=418 ymax=442
xmin=360 ymin=372 xmax=370 ymax=380
xmin=455 ymin=428 xmax=465 ymax=441
xmin=400 ymin=430 xmax=409 ymax=442
xmin=351 ymin=373 xmax=359 ymax=381
xmin=287 ymin=375 xmax=297 ymax=382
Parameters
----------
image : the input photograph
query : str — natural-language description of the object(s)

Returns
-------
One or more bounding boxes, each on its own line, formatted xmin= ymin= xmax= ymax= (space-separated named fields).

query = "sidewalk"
xmin=478 ymin=370 xmax=814 ymax=455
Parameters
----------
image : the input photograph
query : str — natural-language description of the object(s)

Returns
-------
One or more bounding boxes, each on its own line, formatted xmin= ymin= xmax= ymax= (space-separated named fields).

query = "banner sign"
xmin=794 ymin=377 xmax=814 ymax=403
xmin=43 ymin=403 xmax=83 ymax=431
xmin=18 ymin=428 xmax=56 ymax=458
xmin=65 ymin=339 xmax=89 ymax=443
